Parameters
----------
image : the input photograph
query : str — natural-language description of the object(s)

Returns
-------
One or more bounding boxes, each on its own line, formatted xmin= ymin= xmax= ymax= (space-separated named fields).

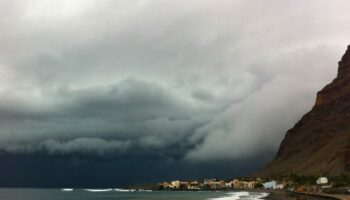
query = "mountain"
xmin=258 ymin=45 xmax=350 ymax=176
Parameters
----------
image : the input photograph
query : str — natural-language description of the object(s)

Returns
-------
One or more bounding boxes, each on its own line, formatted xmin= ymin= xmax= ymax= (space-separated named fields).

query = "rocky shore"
xmin=262 ymin=190 xmax=343 ymax=200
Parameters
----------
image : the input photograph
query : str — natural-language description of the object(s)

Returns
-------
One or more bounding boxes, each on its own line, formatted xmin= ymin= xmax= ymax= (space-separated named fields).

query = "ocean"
xmin=0 ymin=188 xmax=269 ymax=200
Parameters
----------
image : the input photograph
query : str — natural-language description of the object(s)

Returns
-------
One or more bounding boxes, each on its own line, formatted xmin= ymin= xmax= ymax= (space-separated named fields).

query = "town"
xmin=158 ymin=175 xmax=350 ymax=194
xmin=159 ymin=178 xmax=284 ymax=190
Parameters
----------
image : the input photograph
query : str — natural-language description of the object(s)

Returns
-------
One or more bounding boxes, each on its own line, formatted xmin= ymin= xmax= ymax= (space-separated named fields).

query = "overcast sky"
xmin=0 ymin=0 xmax=350 ymax=187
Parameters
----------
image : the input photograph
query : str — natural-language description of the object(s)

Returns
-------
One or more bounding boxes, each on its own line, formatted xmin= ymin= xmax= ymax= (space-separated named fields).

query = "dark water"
xmin=0 ymin=188 xmax=269 ymax=200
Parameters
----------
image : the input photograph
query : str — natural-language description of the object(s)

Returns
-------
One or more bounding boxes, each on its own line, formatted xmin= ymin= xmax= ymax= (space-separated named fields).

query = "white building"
xmin=263 ymin=181 xmax=277 ymax=189
xmin=224 ymin=182 xmax=232 ymax=188
xmin=171 ymin=180 xmax=180 ymax=189
xmin=316 ymin=177 xmax=328 ymax=185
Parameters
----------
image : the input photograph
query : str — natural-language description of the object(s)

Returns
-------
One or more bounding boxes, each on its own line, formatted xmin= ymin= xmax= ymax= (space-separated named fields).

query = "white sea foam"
xmin=114 ymin=188 xmax=136 ymax=192
xmin=252 ymin=192 xmax=270 ymax=199
xmin=61 ymin=188 xmax=73 ymax=192
xmin=84 ymin=188 xmax=112 ymax=192
xmin=138 ymin=189 xmax=152 ymax=192
xmin=208 ymin=191 xmax=269 ymax=200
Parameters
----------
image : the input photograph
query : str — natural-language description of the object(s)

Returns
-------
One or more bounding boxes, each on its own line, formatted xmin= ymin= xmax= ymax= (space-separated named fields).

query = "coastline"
xmin=259 ymin=190 xmax=346 ymax=200
xmin=292 ymin=192 xmax=350 ymax=200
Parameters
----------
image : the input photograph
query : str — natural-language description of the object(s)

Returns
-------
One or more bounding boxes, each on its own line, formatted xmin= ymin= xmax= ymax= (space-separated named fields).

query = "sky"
xmin=0 ymin=0 xmax=350 ymax=187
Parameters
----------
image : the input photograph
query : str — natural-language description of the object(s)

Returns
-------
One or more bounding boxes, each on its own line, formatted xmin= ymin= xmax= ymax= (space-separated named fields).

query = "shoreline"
xmin=292 ymin=192 xmax=350 ymax=200
xmin=260 ymin=190 xmax=348 ymax=200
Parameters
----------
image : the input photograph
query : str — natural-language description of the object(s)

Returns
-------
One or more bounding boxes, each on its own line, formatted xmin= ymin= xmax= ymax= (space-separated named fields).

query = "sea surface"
xmin=0 ymin=188 xmax=269 ymax=200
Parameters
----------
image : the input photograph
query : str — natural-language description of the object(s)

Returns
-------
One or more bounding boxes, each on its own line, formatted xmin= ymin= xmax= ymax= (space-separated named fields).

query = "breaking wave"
xmin=209 ymin=191 xmax=269 ymax=200
xmin=114 ymin=188 xmax=136 ymax=192
xmin=138 ymin=189 xmax=152 ymax=192
xmin=84 ymin=188 xmax=113 ymax=192
xmin=61 ymin=188 xmax=73 ymax=192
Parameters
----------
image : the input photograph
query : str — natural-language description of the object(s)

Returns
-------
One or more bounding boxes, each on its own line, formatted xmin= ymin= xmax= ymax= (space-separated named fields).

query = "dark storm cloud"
xmin=0 ymin=78 xmax=213 ymax=159
xmin=0 ymin=1 xmax=350 ymax=181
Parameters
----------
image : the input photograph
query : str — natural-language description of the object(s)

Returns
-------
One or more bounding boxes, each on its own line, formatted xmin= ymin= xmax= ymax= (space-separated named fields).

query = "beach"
xmin=262 ymin=190 xmax=344 ymax=200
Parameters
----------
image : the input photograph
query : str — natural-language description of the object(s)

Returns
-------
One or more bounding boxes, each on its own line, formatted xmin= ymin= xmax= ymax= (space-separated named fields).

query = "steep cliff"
xmin=258 ymin=45 xmax=350 ymax=176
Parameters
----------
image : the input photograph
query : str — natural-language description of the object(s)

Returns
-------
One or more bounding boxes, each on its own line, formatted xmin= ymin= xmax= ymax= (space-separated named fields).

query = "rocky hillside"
xmin=258 ymin=46 xmax=350 ymax=176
